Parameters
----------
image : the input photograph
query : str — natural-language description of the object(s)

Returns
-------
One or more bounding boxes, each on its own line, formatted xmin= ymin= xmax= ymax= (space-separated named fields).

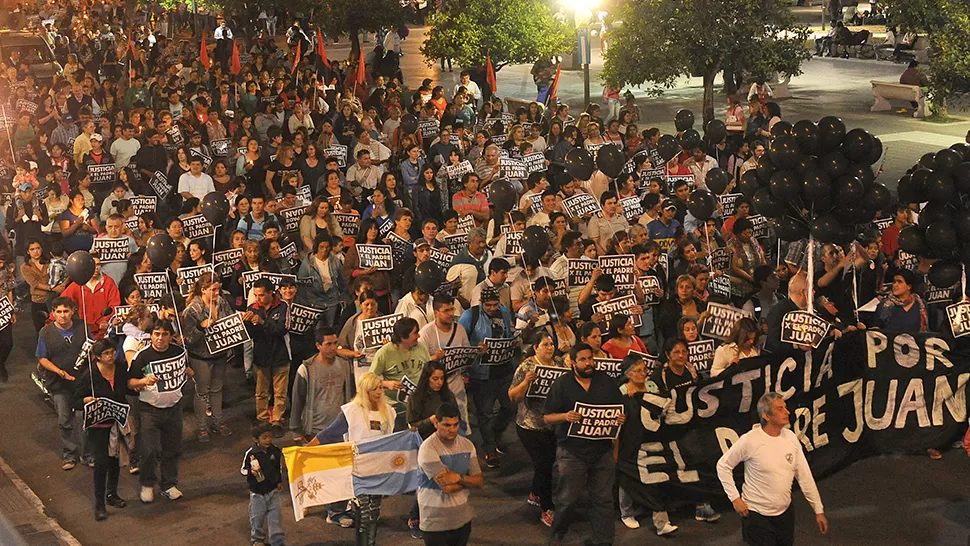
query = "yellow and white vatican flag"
xmin=283 ymin=443 xmax=354 ymax=522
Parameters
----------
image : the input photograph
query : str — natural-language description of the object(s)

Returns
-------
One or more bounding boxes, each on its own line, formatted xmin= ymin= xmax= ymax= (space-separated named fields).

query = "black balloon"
xmin=955 ymin=210 xmax=970 ymax=241
xmin=753 ymin=187 xmax=782 ymax=218
xmin=595 ymin=144 xmax=625 ymax=178
xmin=794 ymin=155 xmax=817 ymax=174
xmin=67 ymin=251 xmax=95 ymax=285
xmin=836 ymin=204 xmax=871 ymax=225
xmin=896 ymin=173 xmax=917 ymax=203
xmin=770 ymin=170 xmax=800 ymax=201
xmin=522 ymin=225 xmax=550 ymax=258
xmin=897 ymin=225 xmax=929 ymax=255
xmin=146 ymin=234 xmax=178 ymax=268
xmin=674 ymin=109 xmax=695 ymax=132
xmin=756 ymin=155 xmax=777 ymax=184
xmin=817 ymin=116 xmax=846 ymax=151
xmin=910 ymin=168 xmax=931 ymax=195
xmin=775 ymin=216 xmax=810 ymax=241
xmin=953 ymin=162 xmax=970 ymax=193
xmin=929 ymin=260 xmax=962 ymax=289
xmin=920 ymin=202 xmax=953 ymax=227
xmin=706 ymin=119 xmax=728 ymax=143
xmin=847 ymin=162 xmax=874 ymax=186
xmin=738 ymin=170 xmax=761 ymax=197
xmin=863 ymin=137 xmax=883 ymax=165
xmin=819 ymin=151 xmax=850 ymax=179
xmin=489 ymin=179 xmax=517 ymax=212
xmin=842 ymin=128 xmax=874 ymax=161
xmin=565 ymin=148 xmax=595 ymax=180
xmin=679 ymin=129 xmax=701 ymax=151
xmin=918 ymin=152 xmax=937 ymax=170
xmin=792 ymin=119 xmax=820 ymax=155
xmin=201 ymin=191 xmax=230 ymax=226
xmin=810 ymin=215 xmax=840 ymax=243
xmin=951 ymin=142 xmax=970 ymax=162
xmin=802 ymin=169 xmax=831 ymax=200
xmin=687 ymin=190 xmax=716 ymax=220
xmin=414 ymin=261 xmax=444 ymax=294
xmin=657 ymin=135 xmax=680 ymax=162
xmin=770 ymin=121 xmax=793 ymax=138
xmin=925 ymin=170 xmax=955 ymax=203
xmin=926 ymin=221 xmax=959 ymax=253
xmin=836 ymin=175 xmax=865 ymax=202
xmin=862 ymin=183 xmax=891 ymax=211
xmin=705 ymin=168 xmax=731 ymax=195
xmin=768 ymin=136 xmax=800 ymax=170
xmin=934 ymin=148 xmax=963 ymax=173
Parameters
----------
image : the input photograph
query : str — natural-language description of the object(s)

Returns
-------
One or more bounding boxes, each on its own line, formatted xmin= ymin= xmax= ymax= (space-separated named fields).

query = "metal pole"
xmin=582 ymin=27 xmax=591 ymax=106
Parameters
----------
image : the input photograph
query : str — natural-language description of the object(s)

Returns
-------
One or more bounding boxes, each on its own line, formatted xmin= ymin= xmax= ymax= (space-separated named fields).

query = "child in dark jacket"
xmin=241 ymin=422 xmax=285 ymax=546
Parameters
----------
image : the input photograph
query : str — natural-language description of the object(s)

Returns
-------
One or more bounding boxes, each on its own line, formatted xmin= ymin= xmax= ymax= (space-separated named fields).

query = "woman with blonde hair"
xmin=181 ymin=272 xmax=236 ymax=442
xmin=308 ymin=372 xmax=395 ymax=545
xmin=711 ymin=317 xmax=761 ymax=377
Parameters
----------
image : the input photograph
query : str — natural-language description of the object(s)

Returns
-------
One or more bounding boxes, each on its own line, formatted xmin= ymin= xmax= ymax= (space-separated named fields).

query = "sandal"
xmin=927 ymin=448 xmax=943 ymax=460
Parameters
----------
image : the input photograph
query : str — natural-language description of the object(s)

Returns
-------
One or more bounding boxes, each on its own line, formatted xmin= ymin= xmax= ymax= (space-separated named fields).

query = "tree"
xmin=421 ymin=0 xmax=572 ymax=72
xmin=882 ymin=0 xmax=970 ymax=115
xmin=601 ymin=0 xmax=810 ymax=126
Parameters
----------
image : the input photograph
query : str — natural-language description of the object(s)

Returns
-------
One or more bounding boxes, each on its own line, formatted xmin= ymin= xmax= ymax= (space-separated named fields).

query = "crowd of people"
xmin=0 ymin=3 xmax=963 ymax=546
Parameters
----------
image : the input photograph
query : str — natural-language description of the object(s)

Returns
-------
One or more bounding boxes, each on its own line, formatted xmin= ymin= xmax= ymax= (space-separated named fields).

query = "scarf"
xmin=885 ymin=293 xmax=929 ymax=332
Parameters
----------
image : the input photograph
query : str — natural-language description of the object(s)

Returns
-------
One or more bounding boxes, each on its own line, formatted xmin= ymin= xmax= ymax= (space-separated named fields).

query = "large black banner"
xmin=618 ymin=331 xmax=970 ymax=504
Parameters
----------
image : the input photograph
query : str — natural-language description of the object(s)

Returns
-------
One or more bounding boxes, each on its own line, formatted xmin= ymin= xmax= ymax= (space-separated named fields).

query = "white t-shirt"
xmin=177 ymin=171 xmax=215 ymax=200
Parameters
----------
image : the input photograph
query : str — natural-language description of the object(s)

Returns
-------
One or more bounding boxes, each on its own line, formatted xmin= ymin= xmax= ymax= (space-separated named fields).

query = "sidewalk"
xmin=0 ymin=456 xmax=80 ymax=546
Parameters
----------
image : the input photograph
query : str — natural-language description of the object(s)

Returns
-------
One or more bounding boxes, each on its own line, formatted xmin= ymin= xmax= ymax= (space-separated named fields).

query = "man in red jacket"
xmin=61 ymin=253 xmax=120 ymax=339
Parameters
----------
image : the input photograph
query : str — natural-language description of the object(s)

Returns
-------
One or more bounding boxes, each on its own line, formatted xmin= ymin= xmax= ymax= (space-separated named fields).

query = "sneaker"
xmin=83 ymin=458 xmax=96 ymax=468
xmin=198 ymin=430 xmax=210 ymax=443
xmin=140 ymin=486 xmax=154 ymax=504
xmin=622 ymin=516 xmax=640 ymax=529
xmin=129 ymin=464 xmax=139 ymax=475
xmin=527 ymin=492 xmax=540 ymax=507
xmin=105 ymin=494 xmax=127 ymax=508
xmin=695 ymin=503 xmax=721 ymax=522
xmin=216 ymin=424 xmax=232 ymax=436
xmin=408 ymin=519 xmax=423 ymax=539
xmin=326 ymin=513 xmax=354 ymax=528
xmin=272 ymin=425 xmax=285 ymax=438
xmin=540 ymin=510 xmax=554 ymax=527
xmin=656 ymin=522 xmax=679 ymax=536
xmin=160 ymin=486 xmax=183 ymax=500
xmin=94 ymin=507 xmax=107 ymax=521
xmin=62 ymin=459 xmax=76 ymax=471
xmin=484 ymin=452 xmax=500 ymax=469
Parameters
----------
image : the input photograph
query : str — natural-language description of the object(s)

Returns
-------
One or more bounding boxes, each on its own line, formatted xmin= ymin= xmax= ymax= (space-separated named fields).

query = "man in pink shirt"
xmin=452 ymin=173 xmax=490 ymax=227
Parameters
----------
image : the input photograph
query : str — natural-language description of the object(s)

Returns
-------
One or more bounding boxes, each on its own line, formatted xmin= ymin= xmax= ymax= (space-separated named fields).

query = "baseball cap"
xmin=18 ymin=182 xmax=32 ymax=191
xmin=28 ymin=161 xmax=37 ymax=170
xmin=90 ymin=133 xmax=103 ymax=142
xmin=662 ymin=200 xmax=677 ymax=211
xmin=413 ymin=239 xmax=431 ymax=251
xmin=62 ymin=114 xmax=74 ymax=122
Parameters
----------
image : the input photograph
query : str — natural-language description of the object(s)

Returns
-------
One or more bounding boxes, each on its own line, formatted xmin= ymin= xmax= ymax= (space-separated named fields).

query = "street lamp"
xmin=565 ymin=0 xmax=599 ymax=105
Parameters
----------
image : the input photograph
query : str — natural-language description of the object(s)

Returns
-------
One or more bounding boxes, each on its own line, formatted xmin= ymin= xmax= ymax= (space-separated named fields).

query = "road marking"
xmin=877 ymin=131 xmax=962 ymax=148
xmin=0 ymin=456 xmax=82 ymax=546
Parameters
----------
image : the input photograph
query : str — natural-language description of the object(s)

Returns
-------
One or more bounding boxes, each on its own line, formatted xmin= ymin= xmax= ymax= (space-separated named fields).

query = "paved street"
xmin=2 ymin=22 xmax=970 ymax=546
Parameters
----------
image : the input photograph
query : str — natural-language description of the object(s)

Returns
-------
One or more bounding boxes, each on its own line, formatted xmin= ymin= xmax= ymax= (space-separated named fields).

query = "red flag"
xmin=356 ymin=47 xmax=366 ymax=87
xmin=316 ymin=28 xmax=330 ymax=69
xmin=292 ymin=41 xmax=302 ymax=75
xmin=548 ymin=63 xmax=562 ymax=105
xmin=128 ymin=28 xmax=136 ymax=58
xmin=200 ymin=34 xmax=210 ymax=71
xmin=230 ymin=40 xmax=241 ymax=76
xmin=486 ymin=54 xmax=497 ymax=94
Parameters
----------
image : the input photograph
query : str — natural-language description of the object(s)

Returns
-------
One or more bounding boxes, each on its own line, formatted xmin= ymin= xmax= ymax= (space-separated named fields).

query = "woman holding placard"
xmin=72 ymin=338 xmax=130 ymax=521
xmin=711 ymin=318 xmax=761 ymax=377
xmin=508 ymin=331 xmax=565 ymax=527
xmin=343 ymin=219 xmax=392 ymax=313
xmin=602 ymin=314 xmax=648 ymax=360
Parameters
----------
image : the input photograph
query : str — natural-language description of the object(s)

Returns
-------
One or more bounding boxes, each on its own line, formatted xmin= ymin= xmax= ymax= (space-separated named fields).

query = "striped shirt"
xmin=417 ymin=433 xmax=480 ymax=532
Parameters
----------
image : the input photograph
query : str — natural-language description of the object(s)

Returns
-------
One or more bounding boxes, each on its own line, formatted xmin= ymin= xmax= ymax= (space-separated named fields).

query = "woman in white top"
xmin=711 ymin=318 xmax=761 ymax=377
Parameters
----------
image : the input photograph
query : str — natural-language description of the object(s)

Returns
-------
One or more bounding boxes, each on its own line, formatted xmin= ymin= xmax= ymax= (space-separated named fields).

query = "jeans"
xmin=516 ymin=426 xmax=556 ymax=511
xmin=255 ymin=366 xmax=288 ymax=425
xmin=423 ymin=521 xmax=471 ymax=546
xmin=138 ymin=400 xmax=183 ymax=490
xmin=189 ymin=355 xmax=226 ymax=431
xmin=125 ymin=394 xmax=141 ymax=467
xmin=243 ymin=340 xmax=254 ymax=375
xmin=51 ymin=391 xmax=82 ymax=461
xmin=31 ymin=301 xmax=48 ymax=333
xmin=355 ymin=494 xmax=382 ymax=546
xmin=87 ymin=426 xmax=120 ymax=510
xmin=550 ymin=448 xmax=616 ymax=545
xmin=249 ymin=489 xmax=285 ymax=546
xmin=468 ymin=375 xmax=514 ymax=455
xmin=742 ymin=506 xmax=795 ymax=546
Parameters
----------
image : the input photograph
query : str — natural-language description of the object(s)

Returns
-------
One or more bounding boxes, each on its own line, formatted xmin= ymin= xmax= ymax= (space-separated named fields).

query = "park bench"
xmin=870 ymin=80 xmax=926 ymax=118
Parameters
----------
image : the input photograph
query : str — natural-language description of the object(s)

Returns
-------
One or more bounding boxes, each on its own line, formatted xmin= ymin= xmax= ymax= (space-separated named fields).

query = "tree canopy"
xmin=421 ymin=0 xmax=572 ymax=71
xmin=601 ymin=0 xmax=809 ymax=124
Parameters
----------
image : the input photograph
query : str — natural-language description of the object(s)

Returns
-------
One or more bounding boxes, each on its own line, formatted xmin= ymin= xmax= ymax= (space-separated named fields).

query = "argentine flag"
xmin=353 ymin=430 xmax=423 ymax=497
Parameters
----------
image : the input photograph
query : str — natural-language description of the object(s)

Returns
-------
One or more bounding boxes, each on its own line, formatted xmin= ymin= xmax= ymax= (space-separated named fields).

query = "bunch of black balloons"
xmin=895 ymin=142 xmax=970 ymax=288
xmin=732 ymin=116 xmax=890 ymax=245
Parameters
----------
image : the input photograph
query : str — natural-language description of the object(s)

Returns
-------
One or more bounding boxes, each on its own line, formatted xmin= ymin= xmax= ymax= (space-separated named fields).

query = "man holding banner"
xmin=543 ymin=343 xmax=625 ymax=546
xmin=717 ymin=392 xmax=829 ymax=545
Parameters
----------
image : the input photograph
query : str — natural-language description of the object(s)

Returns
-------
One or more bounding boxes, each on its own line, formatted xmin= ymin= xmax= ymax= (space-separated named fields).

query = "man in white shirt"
xmin=345 ymin=150 xmax=383 ymax=198
xmin=396 ymin=285 xmax=434 ymax=328
xmin=470 ymin=257 xmax=512 ymax=311
xmin=109 ymin=123 xmax=141 ymax=171
xmin=716 ymin=392 xmax=829 ymax=545
xmin=178 ymin=156 xmax=215 ymax=200
xmin=684 ymin=147 xmax=717 ymax=192
xmin=352 ymin=127 xmax=392 ymax=168
xmin=454 ymin=71 xmax=482 ymax=106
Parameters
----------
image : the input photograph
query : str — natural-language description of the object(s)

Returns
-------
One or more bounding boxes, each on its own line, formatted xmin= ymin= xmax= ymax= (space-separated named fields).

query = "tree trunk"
xmin=702 ymin=68 xmax=718 ymax=127
xmin=350 ymin=27 xmax=361 ymax=59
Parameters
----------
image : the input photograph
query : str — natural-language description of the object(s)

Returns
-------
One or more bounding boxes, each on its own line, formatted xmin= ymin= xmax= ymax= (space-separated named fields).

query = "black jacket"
xmin=246 ymin=296 xmax=289 ymax=368
xmin=241 ymin=444 xmax=283 ymax=494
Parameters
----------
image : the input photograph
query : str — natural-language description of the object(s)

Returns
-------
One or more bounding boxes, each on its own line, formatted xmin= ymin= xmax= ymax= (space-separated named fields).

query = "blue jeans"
xmin=468 ymin=374 xmax=514 ymax=455
xmin=550 ymin=448 xmax=616 ymax=545
xmin=51 ymin=391 xmax=84 ymax=461
xmin=249 ymin=489 xmax=285 ymax=546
